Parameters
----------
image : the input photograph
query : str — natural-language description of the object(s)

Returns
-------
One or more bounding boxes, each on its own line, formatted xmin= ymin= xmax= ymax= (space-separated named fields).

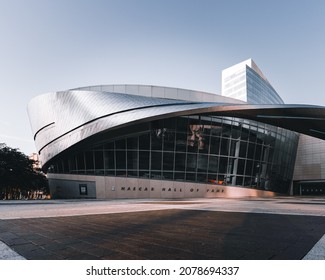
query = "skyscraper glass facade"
xmin=246 ymin=66 xmax=284 ymax=104
xmin=222 ymin=59 xmax=284 ymax=104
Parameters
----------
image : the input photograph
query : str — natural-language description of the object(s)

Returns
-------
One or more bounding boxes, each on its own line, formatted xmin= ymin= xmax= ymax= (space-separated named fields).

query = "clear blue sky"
xmin=1 ymin=0 xmax=325 ymax=155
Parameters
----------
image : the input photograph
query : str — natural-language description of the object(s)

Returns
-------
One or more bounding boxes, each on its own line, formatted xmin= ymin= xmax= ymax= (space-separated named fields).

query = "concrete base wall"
xmin=48 ymin=174 xmax=276 ymax=199
xmin=49 ymin=178 xmax=96 ymax=199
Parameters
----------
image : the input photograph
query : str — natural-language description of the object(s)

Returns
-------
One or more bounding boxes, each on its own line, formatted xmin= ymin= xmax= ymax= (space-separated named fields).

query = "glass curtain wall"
xmin=246 ymin=67 xmax=284 ymax=104
xmin=49 ymin=115 xmax=299 ymax=194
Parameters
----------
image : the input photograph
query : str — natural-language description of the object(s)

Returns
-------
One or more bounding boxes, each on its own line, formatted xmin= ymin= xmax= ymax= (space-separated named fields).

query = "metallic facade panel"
xmin=28 ymin=85 xmax=325 ymax=167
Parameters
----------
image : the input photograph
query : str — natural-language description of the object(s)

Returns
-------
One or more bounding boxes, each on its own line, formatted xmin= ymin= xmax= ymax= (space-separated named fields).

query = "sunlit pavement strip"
xmin=0 ymin=198 xmax=324 ymax=219
xmin=0 ymin=241 xmax=25 ymax=260
xmin=303 ymin=234 xmax=325 ymax=260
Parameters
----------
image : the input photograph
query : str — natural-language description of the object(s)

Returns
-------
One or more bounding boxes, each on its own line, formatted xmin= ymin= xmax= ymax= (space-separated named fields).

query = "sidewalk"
xmin=0 ymin=197 xmax=324 ymax=260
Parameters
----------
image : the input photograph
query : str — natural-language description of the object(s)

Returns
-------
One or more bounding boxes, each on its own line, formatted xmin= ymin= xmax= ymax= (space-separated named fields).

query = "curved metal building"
xmin=28 ymin=83 xmax=325 ymax=199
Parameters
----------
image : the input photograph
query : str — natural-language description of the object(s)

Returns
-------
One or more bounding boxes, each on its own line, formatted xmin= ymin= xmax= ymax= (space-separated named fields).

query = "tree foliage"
xmin=0 ymin=144 xmax=48 ymax=199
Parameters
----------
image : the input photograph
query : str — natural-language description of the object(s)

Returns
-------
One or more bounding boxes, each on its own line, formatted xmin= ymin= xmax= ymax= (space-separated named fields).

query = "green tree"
xmin=0 ymin=144 xmax=48 ymax=199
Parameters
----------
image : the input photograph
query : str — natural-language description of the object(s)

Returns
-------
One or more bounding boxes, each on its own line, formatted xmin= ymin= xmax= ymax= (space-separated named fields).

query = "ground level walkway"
xmin=0 ymin=197 xmax=324 ymax=260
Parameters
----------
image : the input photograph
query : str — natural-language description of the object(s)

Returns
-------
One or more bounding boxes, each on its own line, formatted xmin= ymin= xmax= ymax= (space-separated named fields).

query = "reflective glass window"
xmin=116 ymin=151 xmax=126 ymax=170
xmin=139 ymin=134 xmax=150 ymax=150
xmin=63 ymin=159 xmax=69 ymax=173
xmin=115 ymin=139 xmax=126 ymax=150
xmin=151 ymin=130 xmax=163 ymax=150
xmin=174 ymin=152 xmax=186 ymax=171
xmin=151 ymin=151 xmax=162 ymax=171
xmin=239 ymin=141 xmax=248 ymax=158
xmin=197 ymin=154 xmax=208 ymax=172
xmin=76 ymin=153 xmax=85 ymax=170
xmin=220 ymin=138 xmax=229 ymax=155
xmin=94 ymin=151 xmax=104 ymax=169
xmin=186 ymin=153 xmax=197 ymax=172
xmin=197 ymin=172 xmax=207 ymax=182
xmin=175 ymin=133 xmax=187 ymax=152
xmin=185 ymin=172 xmax=195 ymax=181
xmin=85 ymin=151 xmax=94 ymax=170
xmin=219 ymin=157 xmax=228 ymax=174
xmin=208 ymin=156 xmax=218 ymax=173
xmin=104 ymin=150 xmax=115 ymax=170
xmin=176 ymin=117 xmax=188 ymax=132
xmin=127 ymin=136 xmax=138 ymax=150
xmin=69 ymin=156 xmax=77 ymax=172
xmin=237 ymin=159 xmax=246 ymax=175
xmin=127 ymin=150 xmax=138 ymax=170
xmin=104 ymin=142 xmax=114 ymax=150
xmin=174 ymin=172 xmax=185 ymax=181
xmin=163 ymin=152 xmax=174 ymax=171
xmin=163 ymin=131 xmax=175 ymax=151
xmin=210 ymin=137 xmax=221 ymax=155
xmin=139 ymin=151 xmax=149 ymax=169
xmin=163 ymin=171 xmax=173 ymax=180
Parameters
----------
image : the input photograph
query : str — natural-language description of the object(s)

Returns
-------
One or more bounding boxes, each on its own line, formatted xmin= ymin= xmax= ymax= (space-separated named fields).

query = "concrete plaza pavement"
xmin=0 ymin=197 xmax=324 ymax=260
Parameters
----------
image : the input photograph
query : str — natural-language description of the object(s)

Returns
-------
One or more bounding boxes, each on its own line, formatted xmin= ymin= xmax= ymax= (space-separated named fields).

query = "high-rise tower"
xmin=222 ymin=58 xmax=284 ymax=104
